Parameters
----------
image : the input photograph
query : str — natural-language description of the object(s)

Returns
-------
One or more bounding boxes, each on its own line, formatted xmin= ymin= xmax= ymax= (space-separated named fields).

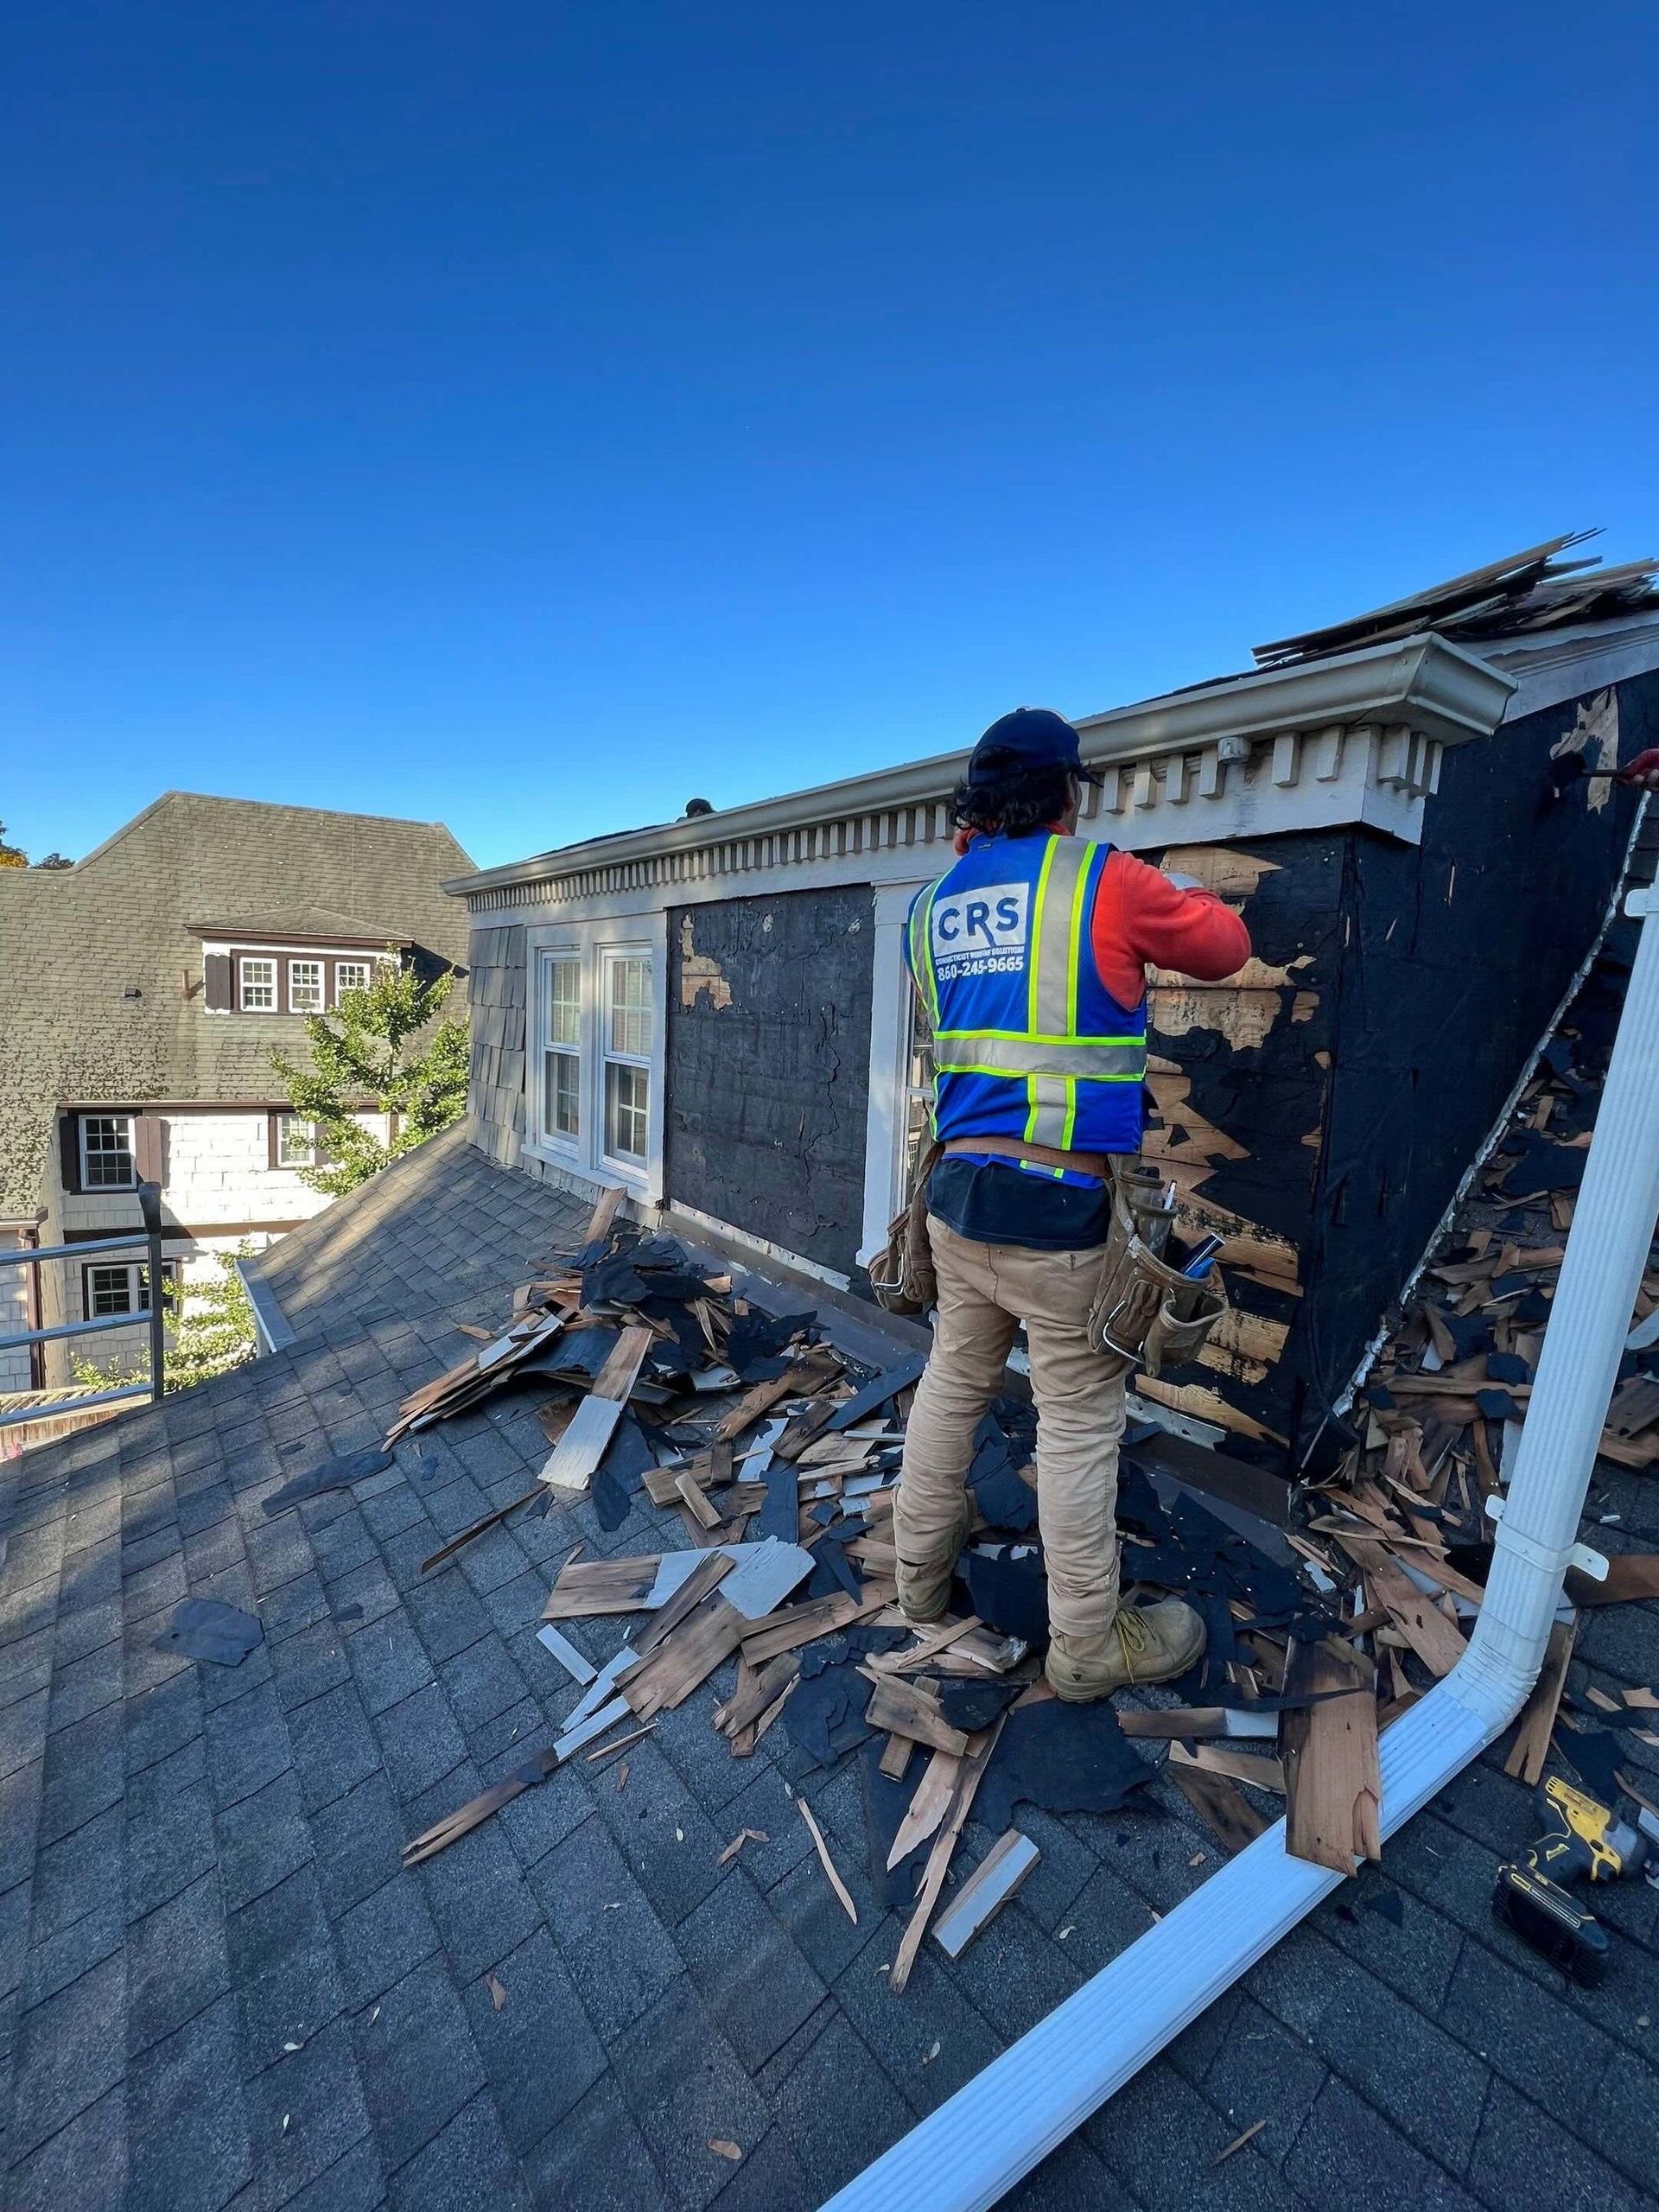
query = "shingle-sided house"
xmin=448 ymin=542 xmax=1659 ymax=1475
xmin=0 ymin=793 xmax=472 ymax=1395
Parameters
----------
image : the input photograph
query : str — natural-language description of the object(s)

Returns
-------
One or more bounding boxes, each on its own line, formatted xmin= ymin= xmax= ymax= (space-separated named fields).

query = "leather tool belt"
xmin=1085 ymin=1159 xmax=1228 ymax=1380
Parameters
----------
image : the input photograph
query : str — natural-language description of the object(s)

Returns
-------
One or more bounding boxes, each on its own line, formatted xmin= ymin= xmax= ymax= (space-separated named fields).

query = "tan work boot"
xmin=895 ymin=1500 xmax=971 ymax=1625
xmin=1046 ymin=1599 xmax=1206 ymax=1703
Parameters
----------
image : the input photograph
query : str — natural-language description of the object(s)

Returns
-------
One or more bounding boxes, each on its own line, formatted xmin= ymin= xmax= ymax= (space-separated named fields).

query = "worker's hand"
xmin=1617 ymin=747 xmax=1659 ymax=791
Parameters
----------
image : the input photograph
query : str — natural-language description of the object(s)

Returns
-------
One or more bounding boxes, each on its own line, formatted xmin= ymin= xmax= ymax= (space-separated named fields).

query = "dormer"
xmin=188 ymin=914 xmax=408 ymax=1014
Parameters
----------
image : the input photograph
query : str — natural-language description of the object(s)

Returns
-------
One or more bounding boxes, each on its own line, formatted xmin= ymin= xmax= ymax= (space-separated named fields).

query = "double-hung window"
xmin=542 ymin=956 xmax=582 ymax=1142
xmin=289 ymin=959 xmax=325 ymax=1013
xmin=83 ymin=1258 xmax=179 ymax=1317
xmin=334 ymin=958 xmax=372 ymax=998
xmin=239 ymin=957 xmax=276 ymax=1011
xmin=602 ymin=955 xmax=652 ymax=1166
xmin=80 ymin=1114 xmax=137 ymax=1191
xmin=275 ymin=1114 xmax=317 ymax=1168
xmin=529 ymin=925 xmax=662 ymax=1192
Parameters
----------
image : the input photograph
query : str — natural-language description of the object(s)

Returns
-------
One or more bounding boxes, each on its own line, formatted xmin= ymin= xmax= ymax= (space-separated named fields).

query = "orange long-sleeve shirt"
xmin=1089 ymin=846 xmax=1252 ymax=1006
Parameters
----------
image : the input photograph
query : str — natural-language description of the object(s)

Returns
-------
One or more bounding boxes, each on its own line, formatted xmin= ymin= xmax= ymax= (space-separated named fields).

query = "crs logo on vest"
xmin=931 ymin=882 xmax=1031 ymax=979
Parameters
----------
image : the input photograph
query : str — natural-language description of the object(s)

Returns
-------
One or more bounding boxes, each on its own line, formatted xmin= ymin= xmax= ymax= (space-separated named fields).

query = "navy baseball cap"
xmin=967 ymin=707 xmax=1102 ymax=786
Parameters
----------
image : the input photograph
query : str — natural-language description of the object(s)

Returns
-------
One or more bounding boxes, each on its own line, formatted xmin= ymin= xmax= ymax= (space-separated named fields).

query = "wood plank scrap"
xmin=1505 ymin=1617 xmax=1577 ymax=1785
xmin=1280 ymin=1639 xmax=1381 ymax=1874
xmin=540 ymin=1325 xmax=652 ymax=1491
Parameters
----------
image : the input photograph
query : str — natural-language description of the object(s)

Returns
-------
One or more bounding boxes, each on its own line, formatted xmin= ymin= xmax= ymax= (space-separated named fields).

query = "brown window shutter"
xmin=204 ymin=954 xmax=232 ymax=1010
xmin=135 ymin=1115 xmax=164 ymax=1185
xmin=59 ymin=1113 xmax=82 ymax=1194
xmin=267 ymin=1112 xmax=281 ymax=1170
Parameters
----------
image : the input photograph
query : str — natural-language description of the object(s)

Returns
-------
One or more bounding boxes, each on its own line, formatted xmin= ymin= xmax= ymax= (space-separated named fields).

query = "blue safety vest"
xmin=905 ymin=830 xmax=1147 ymax=1154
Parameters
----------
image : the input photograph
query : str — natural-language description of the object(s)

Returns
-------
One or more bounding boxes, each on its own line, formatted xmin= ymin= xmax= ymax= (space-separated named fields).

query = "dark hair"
xmin=950 ymin=761 xmax=1073 ymax=838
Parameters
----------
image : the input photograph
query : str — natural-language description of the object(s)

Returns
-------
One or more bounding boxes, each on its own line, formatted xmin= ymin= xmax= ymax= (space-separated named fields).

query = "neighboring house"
xmin=448 ymin=543 xmax=1659 ymax=1471
xmin=0 ymin=791 xmax=473 ymax=1391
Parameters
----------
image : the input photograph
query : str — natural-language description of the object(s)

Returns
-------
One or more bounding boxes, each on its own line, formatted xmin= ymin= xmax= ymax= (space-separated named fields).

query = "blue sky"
xmin=3 ymin=3 xmax=1654 ymax=870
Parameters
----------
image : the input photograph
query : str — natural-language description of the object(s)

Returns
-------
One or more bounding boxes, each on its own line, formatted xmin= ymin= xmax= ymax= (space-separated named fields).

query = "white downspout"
xmin=825 ymin=880 xmax=1659 ymax=2212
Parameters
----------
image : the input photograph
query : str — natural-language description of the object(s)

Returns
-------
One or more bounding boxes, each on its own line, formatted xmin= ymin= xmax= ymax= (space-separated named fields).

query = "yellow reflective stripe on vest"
xmin=909 ymin=879 xmax=944 ymax=1030
xmin=1028 ymin=835 xmax=1091 ymax=1039
xmin=932 ymin=1035 xmax=1146 ymax=1078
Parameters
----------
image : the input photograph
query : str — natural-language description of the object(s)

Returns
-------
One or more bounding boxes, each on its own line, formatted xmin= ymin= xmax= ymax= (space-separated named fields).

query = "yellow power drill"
xmin=1492 ymin=1772 xmax=1652 ymax=1985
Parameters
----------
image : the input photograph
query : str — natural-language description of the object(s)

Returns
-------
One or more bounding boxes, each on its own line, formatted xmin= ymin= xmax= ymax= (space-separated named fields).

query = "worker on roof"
xmin=896 ymin=708 xmax=1252 ymax=1701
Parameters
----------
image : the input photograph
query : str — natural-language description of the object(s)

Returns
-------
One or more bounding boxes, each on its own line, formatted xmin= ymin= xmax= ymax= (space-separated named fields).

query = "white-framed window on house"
xmin=289 ymin=958 xmax=325 ymax=1013
xmin=80 ymin=1113 xmax=137 ymax=1191
xmin=543 ymin=954 xmax=582 ymax=1145
xmin=527 ymin=923 xmax=664 ymax=1193
xmin=276 ymin=1113 xmax=317 ymax=1168
xmin=240 ymin=957 xmax=277 ymax=1011
xmin=602 ymin=954 xmax=652 ymax=1167
xmin=334 ymin=958 xmax=372 ymax=999
xmin=82 ymin=1258 xmax=180 ymax=1318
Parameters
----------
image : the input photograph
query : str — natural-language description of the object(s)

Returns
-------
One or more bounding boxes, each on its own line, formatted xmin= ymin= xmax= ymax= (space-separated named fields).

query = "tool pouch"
xmin=868 ymin=1141 xmax=942 ymax=1317
xmin=1087 ymin=1167 xmax=1228 ymax=1380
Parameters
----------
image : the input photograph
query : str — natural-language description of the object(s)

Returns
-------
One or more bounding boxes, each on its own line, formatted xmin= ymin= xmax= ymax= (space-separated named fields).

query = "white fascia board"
xmin=446 ymin=633 xmax=1516 ymax=901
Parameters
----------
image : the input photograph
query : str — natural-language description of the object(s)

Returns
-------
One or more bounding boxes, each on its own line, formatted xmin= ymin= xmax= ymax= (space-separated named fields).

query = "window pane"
xmin=546 ymin=957 xmax=581 ymax=1048
xmin=335 ymin=960 xmax=372 ymax=997
xmin=289 ymin=960 xmax=324 ymax=1013
xmin=83 ymin=1115 xmax=136 ymax=1189
xmin=606 ymin=1060 xmax=648 ymax=1162
xmin=241 ymin=958 xmax=276 ymax=1011
xmin=87 ymin=1264 xmax=132 ymax=1316
xmin=276 ymin=1115 xmax=315 ymax=1167
xmin=544 ymin=1050 xmax=580 ymax=1140
xmin=607 ymin=957 xmax=652 ymax=1058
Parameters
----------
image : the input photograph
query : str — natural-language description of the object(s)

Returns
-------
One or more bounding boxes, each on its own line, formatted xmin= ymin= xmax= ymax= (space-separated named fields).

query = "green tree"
xmin=270 ymin=950 xmax=469 ymax=1197
xmin=72 ymin=1245 xmax=257 ymax=1394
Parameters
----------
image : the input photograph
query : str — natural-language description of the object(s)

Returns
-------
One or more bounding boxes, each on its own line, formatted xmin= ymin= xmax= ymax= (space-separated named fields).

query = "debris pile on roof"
xmin=380 ymin=1186 xmax=1338 ymax=1970
xmin=365 ymin=918 xmax=1657 ymax=1967
xmin=1298 ymin=925 xmax=1659 ymax=1886
xmin=1253 ymin=531 xmax=1659 ymax=668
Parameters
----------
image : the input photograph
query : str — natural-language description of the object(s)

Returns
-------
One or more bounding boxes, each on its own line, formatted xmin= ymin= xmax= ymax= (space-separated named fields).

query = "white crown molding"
xmin=453 ymin=634 xmax=1519 ymax=915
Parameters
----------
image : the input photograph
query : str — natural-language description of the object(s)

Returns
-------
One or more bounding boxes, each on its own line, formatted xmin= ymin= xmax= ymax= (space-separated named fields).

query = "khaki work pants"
xmin=894 ymin=1215 xmax=1128 ymax=1641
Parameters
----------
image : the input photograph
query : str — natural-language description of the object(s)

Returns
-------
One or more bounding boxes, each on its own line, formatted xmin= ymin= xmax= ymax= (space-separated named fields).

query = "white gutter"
xmin=825 ymin=880 xmax=1659 ymax=2212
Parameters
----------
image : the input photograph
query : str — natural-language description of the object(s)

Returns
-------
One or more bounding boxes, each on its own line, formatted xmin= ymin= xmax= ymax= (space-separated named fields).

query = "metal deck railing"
xmin=0 ymin=1180 xmax=168 ymax=1428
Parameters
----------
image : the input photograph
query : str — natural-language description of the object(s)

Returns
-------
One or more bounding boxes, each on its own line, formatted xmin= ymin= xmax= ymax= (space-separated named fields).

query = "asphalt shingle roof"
xmin=2 ymin=1128 xmax=1655 ymax=2210
xmin=0 ymin=791 xmax=473 ymax=1218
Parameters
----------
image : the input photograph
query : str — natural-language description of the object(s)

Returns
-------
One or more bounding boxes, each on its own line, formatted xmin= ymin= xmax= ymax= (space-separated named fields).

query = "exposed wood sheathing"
xmin=665 ymin=887 xmax=875 ymax=1274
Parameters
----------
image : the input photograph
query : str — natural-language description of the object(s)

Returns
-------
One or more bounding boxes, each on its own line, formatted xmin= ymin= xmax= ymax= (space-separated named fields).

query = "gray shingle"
xmin=675 ymin=1866 xmax=829 ymax=2071
xmin=770 ymin=2008 xmax=916 ymax=2206
xmin=386 ymin=2089 xmax=531 ymax=2212
xmin=518 ymin=2071 xmax=674 ymax=2211
xmin=226 ymin=1865 xmax=346 ymax=2074
xmin=9 ymin=1949 xmax=126 ymax=2162
xmin=127 ymin=1870 xmax=230 ymax=2056
xmin=126 ymin=1993 xmax=254 ymax=2212
xmin=609 ymin=1979 xmax=772 ymax=2212
xmin=4 ymin=2082 xmax=127 ymax=2212
xmin=353 ymin=1952 xmax=485 ymax=2174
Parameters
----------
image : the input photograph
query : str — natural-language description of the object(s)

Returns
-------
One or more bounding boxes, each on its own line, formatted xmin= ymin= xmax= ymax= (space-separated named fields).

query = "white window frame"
xmin=334 ymin=958 xmax=372 ymax=999
xmin=82 ymin=1256 xmax=180 ymax=1319
xmin=288 ymin=958 xmax=325 ymax=1014
xmin=524 ymin=917 xmax=666 ymax=1198
xmin=600 ymin=950 xmax=653 ymax=1173
xmin=859 ymin=880 xmax=934 ymax=1265
xmin=239 ymin=956 xmax=276 ymax=1012
xmin=79 ymin=1113 xmax=137 ymax=1192
xmin=275 ymin=1113 xmax=317 ymax=1168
